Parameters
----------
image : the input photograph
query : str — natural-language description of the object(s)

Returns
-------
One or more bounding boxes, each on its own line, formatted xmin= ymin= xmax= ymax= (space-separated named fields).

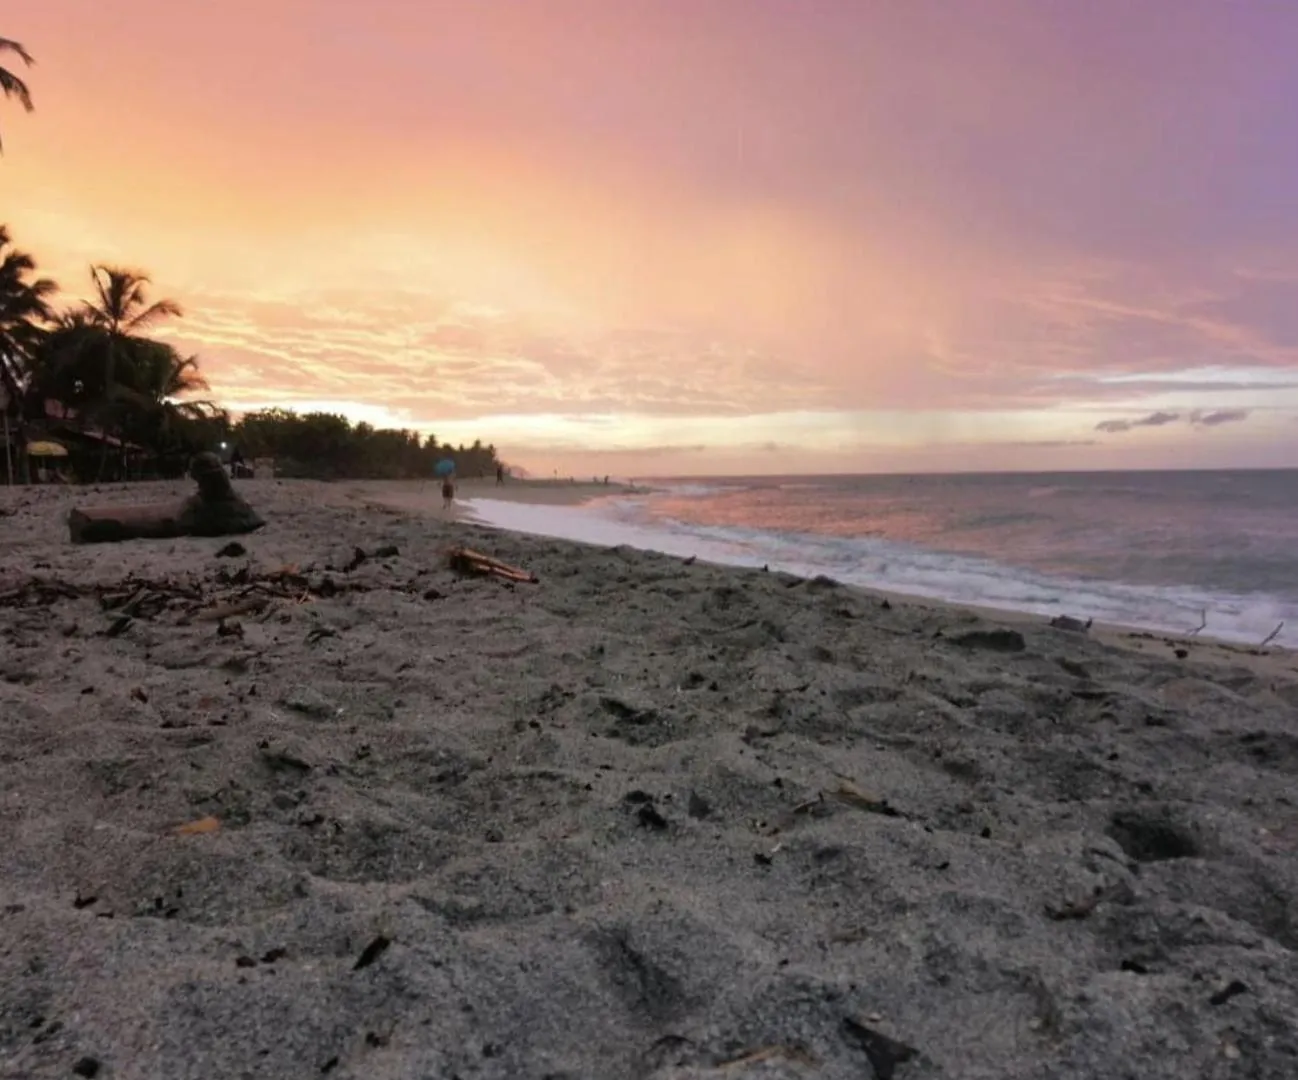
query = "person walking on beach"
xmin=442 ymin=473 xmax=456 ymax=510
xmin=496 ymin=464 xmax=505 ymax=486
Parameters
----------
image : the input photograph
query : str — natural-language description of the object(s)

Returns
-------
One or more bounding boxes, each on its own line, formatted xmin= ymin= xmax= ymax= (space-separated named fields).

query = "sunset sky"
xmin=6 ymin=1 xmax=1298 ymax=475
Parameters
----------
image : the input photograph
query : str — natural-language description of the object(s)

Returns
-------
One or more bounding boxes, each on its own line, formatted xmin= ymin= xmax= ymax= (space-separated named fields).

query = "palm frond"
xmin=0 ymin=66 xmax=33 ymax=112
xmin=126 ymin=297 xmax=184 ymax=331
xmin=0 ymin=40 xmax=35 ymax=68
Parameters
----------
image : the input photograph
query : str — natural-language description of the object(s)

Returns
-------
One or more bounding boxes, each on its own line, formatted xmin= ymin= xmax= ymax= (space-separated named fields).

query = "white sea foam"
xmin=460 ymin=497 xmax=1298 ymax=647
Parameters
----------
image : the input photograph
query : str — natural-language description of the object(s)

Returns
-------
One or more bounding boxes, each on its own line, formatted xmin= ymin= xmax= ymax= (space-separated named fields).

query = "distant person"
xmin=442 ymin=474 xmax=456 ymax=510
xmin=496 ymin=464 xmax=505 ymax=486
xmin=229 ymin=445 xmax=246 ymax=478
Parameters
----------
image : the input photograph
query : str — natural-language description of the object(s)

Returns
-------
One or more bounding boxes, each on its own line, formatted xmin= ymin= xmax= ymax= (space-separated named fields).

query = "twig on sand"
xmin=716 ymin=1044 xmax=820 ymax=1071
xmin=1260 ymin=621 xmax=1284 ymax=648
xmin=1188 ymin=608 xmax=1208 ymax=636
xmin=195 ymin=597 xmax=269 ymax=622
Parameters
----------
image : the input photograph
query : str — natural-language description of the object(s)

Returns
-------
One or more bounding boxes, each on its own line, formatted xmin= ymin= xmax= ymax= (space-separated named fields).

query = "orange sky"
xmin=5 ymin=1 xmax=1298 ymax=474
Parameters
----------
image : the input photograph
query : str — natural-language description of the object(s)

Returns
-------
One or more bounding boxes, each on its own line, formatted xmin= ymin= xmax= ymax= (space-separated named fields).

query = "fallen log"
xmin=69 ymin=452 xmax=265 ymax=544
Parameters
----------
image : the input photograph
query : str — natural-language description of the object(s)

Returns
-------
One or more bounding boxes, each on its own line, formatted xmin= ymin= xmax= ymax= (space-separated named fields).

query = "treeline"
xmin=0 ymin=223 xmax=504 ymax=482
xmin=229 ymin=409 xmax=502 ymax=480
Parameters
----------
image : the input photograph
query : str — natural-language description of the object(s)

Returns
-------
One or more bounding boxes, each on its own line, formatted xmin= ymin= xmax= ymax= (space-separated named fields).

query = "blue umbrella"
xmin=435 ymin=458 xmax=456 ymax=477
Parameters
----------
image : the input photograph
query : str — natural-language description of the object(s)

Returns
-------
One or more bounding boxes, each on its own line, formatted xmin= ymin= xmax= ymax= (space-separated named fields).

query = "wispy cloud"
xmin=1094 ymin=411 xmax=1182 ymax=433
xmin=1190 ymin=408 xmax=1250 ymax=427
xmin=1095 ymin=408 xmax=1252 ymax=434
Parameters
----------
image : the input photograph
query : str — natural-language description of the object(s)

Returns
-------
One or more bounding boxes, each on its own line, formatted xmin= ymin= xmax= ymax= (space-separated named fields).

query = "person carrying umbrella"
xmin=435 ymin=458 xmax=456 ymax=510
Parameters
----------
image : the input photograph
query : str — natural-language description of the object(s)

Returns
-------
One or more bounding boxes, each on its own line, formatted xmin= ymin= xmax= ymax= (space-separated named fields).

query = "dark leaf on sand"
xmin=105 ymin=615 xmax=132 ymax=638
xmin=353 ymin=934 xmax=392 ymax=971
xmin=343 ymin=547 xmax=368 ymax=572
xmin=842 ymin=1017 xmax=918 ymax=1079
xmin=373 ymin=545 xmax=399 ymax=558
xmin=320 ymin=1056 xmax=339 ymax=1074
xmin=72 ymin=1057 xmax=101 ymax=1078
xmin=73 ymin=892 xmax=97 ymax=910
xmin=262 ymin=947 xmax=288 ymax=963
xmin=637 ymin=804 xmax=669 ymax=830
xmin=216 ymin=541 xmax=246 ymax=558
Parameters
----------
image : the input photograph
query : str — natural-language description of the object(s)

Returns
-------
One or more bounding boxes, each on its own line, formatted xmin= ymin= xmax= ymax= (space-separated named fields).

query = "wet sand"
xmin=2 ymin=477 xmax=1297 ymax=1078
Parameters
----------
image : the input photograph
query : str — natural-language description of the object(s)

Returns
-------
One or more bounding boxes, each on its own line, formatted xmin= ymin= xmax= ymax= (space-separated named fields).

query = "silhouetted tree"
xmin=0 ymin=39 xmax=34 ymax=153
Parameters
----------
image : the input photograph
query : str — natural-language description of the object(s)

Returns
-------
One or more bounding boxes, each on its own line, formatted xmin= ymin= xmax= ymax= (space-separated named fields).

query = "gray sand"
xmin=2 ymin=478 xmax=1297 ymax=1079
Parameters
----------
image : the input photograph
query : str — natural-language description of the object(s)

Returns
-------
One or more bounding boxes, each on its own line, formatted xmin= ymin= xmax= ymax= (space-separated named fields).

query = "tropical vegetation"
xmin=0 ymin=37 xmax=34 ymax=153
xmin=0 ymin=224 xmax=504 ymax=483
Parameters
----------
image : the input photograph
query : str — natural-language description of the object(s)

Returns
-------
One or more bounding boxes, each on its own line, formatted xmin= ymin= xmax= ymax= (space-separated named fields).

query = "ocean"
xmin=464 ymin=470 xmax=1298 ymax=647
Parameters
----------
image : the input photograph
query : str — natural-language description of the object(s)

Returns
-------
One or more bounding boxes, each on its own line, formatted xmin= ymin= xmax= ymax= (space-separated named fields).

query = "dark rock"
xmin=72 ymin=1057 xmax=101 ymax=1078
xmin=216 ymin=541 xmax=246 ymax=558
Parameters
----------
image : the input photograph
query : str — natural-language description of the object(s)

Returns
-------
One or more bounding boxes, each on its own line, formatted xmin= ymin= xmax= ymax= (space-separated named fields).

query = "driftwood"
xmin=1188 ymin=608 xmax=1208 ymax=636
xmin=1260 ymin=621 xmax=1284 ymax=648
xmin=68 ymin=453 xmax=265 ymax=544
xmin=447 ymin=546 xmax=538 ymax=583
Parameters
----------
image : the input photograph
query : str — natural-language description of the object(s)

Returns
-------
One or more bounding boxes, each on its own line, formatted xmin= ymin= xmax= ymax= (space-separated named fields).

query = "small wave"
xmin=463 ymin=497 xmax=1298 ymax=647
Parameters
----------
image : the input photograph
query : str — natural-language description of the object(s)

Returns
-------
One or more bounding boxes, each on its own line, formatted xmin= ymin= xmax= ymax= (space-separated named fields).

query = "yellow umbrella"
xmin=26 ymin=441 xmax=69 ymax=458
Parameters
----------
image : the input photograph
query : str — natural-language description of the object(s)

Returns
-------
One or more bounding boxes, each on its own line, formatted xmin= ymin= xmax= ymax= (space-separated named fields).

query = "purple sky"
xmin=7 ymin=0 xmax=1298 ymax=473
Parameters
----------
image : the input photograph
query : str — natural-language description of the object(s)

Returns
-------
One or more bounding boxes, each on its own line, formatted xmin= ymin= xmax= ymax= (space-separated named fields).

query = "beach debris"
xmin=687 ymin=790 xmax=712 ymax=819
xmin=196 ymin=596 xmax=268 ymax=622
xmin=831 ymin=781 xmax=903 ymax=818
xmin=1260 ymin=621 xmax=1284 ymax=647
xmin=1210 ymin=979 xmax=1250 ymax=1006
xmin=446 ymin=545 xmax=538 ymax=583
xmin=951 ymin=627 xmax=1027 ymax=652
xmin=352 ymin=933 xmax=392 ymax=971
xmin=841 ymin=1017 xmax=918 ymax=1079
xmin=718 ymin=1045 xmax=820 ymax=1071
xmin=1049 ymin=614 xmax=1092 ymax=633
xmin=68 ymin=452 xmax=265 ymax=543
xmin=1174 ymin=648 xmax=1189 ymax=659
xmin=72 ymin=1056 xmax=102 ymax=1078
xmin=173 ymin=816 xmax=221 ymax=836
xmin=637 ymin=803 xmax=670 ymax=831
xmin=1188 ymin=608 xmax=1208 ymax=636
xmin=216 ymin=541 xmax=246 ymax=558
xmin=73 ymin=891 xmax=98 ymax=910
xmin=682 ymin=555 xmax=696 ymax=565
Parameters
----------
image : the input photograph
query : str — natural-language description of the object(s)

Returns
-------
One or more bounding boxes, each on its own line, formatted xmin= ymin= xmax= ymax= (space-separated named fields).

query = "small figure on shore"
xmin=496 ymin=464 xmax=505 ymax=486
xmin=442 ymin=475 xmax=456 ymax=510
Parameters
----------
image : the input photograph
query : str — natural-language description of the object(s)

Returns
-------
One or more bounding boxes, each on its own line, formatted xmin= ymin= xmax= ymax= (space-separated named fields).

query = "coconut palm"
xmin=0 ymin=39 xmax=34 ymax=153
xmin=0 ymin=225 xmax=56 ymax=407
xmin=41 ymin=266 xmax=183 ymax=476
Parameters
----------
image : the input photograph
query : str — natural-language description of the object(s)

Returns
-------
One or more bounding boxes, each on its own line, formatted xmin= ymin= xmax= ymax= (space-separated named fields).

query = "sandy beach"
xmin=2 ymin=477 xmax=1298 ymax=1079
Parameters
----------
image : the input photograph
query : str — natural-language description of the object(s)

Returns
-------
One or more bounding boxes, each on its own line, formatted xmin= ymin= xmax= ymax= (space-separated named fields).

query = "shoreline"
xmin=359 ymin=477 xmax=1298 ymax=677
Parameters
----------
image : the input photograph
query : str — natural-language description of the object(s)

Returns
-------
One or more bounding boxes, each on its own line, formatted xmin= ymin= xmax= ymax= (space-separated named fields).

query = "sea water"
xmin=463 ymin=470 xmax=1298 ymax=647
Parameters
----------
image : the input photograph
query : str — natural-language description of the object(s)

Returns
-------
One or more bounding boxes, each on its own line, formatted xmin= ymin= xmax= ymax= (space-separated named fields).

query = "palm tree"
xmin=0 ymin=226 xmax=56 ymax=482
xmin=0 ymin=39 xmax=34 ymax=153
xmin=41 ymin=266 xmax=182 ymax=477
